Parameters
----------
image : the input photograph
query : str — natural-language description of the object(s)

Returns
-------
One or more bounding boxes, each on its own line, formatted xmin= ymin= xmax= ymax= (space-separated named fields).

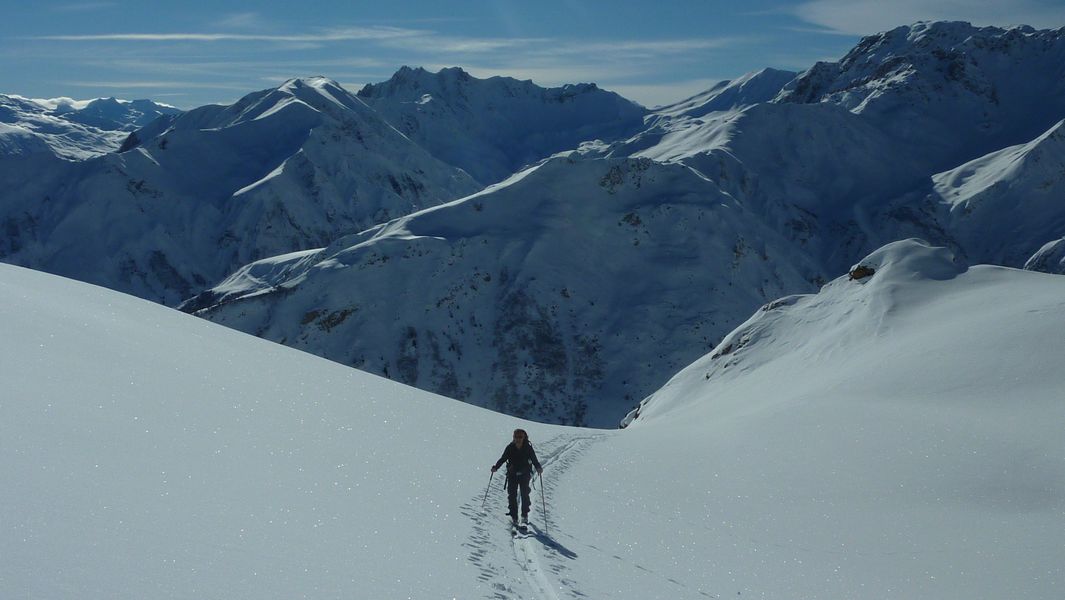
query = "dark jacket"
xmin=493 ymin=442 xmax=542 ymax=477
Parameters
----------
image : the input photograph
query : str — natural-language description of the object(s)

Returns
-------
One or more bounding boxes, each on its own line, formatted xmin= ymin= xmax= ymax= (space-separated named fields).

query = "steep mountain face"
xmin=930 ymin=119 xmax=1065 ymax=266
xmin=356 ymin=66 xmax=648 ymax=184
xmin=188 ymin=152 xmax=819 ymax=426
xmin=777 ymin=21 xmax=1065 ymax=169
xmin=1025 ymin=238 xmax=1065 ymax=274
xmin=0 ymin=94 xmax=180 ymax=159
xmin=0 ymin=78 xmax=480 ymax=305
xmin=603 ymin=101 xmax=934 ymax=272
xmin=588 ymin=67 xmax=938 ymax=274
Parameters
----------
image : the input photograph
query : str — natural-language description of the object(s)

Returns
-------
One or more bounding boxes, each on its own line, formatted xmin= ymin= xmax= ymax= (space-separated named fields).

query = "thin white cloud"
xmin=383 ymin=35 xmax=551 ymax=53
xmin=27 ymin=23 xmax=763 ymax=108
xmin=76 ymin=56 xmax=390 ymax=78
xmin=213 ymin=12 xmax=268 ymax=30
xmin=63 ymin=80 xmax=252 ymax=90
xmin=794 ymin=0 xmax=1065 ymax=35
xmin=383 ymin=33 xmax=750 ymax=58
xmin=778 ymin=25 xmax=861 ymax=37
xmin=50 ymin=2 xmax=115 ymax=12
xmin=34 ymin=26 xmax=425 ymax=43
xmin=606 ymin=38 xmax=745 ymax=52
xmin=35 ymin=25 xmax=748 ymax=63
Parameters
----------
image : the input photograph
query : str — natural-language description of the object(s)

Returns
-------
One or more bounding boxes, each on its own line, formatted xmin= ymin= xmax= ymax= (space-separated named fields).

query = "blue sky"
xmin=3 ymin=0 xmax=1065 ymax=108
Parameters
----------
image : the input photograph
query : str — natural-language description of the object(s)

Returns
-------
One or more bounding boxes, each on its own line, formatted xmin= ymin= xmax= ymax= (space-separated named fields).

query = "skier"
xmin=491 ymin=428 xmax=543 ymax=528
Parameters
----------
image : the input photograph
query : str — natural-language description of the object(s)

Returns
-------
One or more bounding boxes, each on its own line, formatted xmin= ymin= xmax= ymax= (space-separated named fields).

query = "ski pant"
xmin=506 ymin=471 xmax=532 ymax=518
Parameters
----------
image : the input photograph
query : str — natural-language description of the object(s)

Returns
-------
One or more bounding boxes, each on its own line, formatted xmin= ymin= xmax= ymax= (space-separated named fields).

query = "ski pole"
xmin=481 ymin=471 xmax=494 ymax=509
xmin=539 ymin=471 xmax=548 ymax=533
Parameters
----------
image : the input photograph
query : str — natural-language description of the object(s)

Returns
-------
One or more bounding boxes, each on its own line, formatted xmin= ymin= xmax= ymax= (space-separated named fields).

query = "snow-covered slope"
xmin=187 ymin=151 xmax=820 ymax=426
xmin=357 ymin=66 xmax=648 ymax=184
xmin=5 ymin=239 xmax=1063 ymax=599
xmin=0 ymin=78 xmax=480 ymax=305
xmin=0 ymin=93 xmax=180 ymax=159
xmin=604 ymin=239 xmax=1065 ymax=598
xmin=0 ymin=261 xmax=586 ymax=599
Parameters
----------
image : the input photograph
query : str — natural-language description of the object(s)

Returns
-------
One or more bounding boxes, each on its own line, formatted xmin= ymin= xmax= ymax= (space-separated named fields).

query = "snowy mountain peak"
xmin=125 ymin=77 xmax=367 ymax=140
xmin=775 ymin=20 xmax=1065 ymax=168
xmin=780 ymin=20 xmax=1058 ymax=107
xmin=239 ymin=77 xmax=370 ymax=123
xmin=65 ymin=96 xmax=181 ymax=130
xmin=654 ymin=67 xmax=797 ymax=118
xmin=10 ymin=94 xmax=178 ymax=118
xmin=358 ymin=65 xmax=608 ymax=102
xmin=830 ymin=21 xmax=1041 ymax=76
xmin=356 ymin=66 xmax=647 ymax=184
xmin=358 ymin=65 xmax=469 ymax=96
xmin=0 ymin=92 xmax=181 ymax=158
xmin=277 ymin=76 xmax=352 ymax=100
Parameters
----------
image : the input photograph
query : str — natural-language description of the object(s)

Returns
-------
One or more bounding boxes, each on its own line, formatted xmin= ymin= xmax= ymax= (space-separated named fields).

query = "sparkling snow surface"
xmin=4 ymin=238 xmax=1065 ymax=598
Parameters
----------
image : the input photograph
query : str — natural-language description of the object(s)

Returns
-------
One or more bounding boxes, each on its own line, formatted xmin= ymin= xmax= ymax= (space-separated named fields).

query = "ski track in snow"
xmin=462 ymin=432 xmax=605 ymax=600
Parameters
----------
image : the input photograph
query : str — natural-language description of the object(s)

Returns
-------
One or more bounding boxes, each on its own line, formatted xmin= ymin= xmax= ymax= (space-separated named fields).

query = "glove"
xmin=491 ymin=466 xmax=498 ymax=473
xmin=536 ymin=467 xmax=543 ymax=475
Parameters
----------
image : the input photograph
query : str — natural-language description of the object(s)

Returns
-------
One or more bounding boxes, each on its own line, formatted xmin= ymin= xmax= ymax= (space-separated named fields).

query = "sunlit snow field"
xmin=3 ymin=239 xmax=1064 ymax=599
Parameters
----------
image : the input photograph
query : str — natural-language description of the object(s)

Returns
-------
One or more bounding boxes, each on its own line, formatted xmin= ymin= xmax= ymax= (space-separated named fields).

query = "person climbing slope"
xmin=491 ymin=428 xmax=543 ymax=528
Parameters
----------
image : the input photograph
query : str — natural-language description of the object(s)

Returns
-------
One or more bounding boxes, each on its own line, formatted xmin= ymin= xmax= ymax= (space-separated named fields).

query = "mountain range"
xmin=4 ymin=21 xmax=1065 ymax=425
xmin=0 ymin=94 xmax=180 ymax=159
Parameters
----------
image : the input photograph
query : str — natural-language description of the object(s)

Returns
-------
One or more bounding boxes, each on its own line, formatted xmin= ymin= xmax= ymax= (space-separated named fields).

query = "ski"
xmin=510 ymin=520 xmax=530 ymax=537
